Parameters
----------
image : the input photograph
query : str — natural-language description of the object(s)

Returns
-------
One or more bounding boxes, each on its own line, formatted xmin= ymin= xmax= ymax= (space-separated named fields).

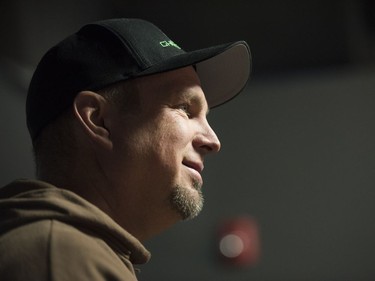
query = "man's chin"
xmin=170 ymin=183 xmax=204 ymax=220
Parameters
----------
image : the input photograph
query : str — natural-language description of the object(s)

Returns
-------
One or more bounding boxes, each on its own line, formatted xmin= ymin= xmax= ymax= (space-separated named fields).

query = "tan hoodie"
xmin=0 ymin=179 xmax=151 ymax=281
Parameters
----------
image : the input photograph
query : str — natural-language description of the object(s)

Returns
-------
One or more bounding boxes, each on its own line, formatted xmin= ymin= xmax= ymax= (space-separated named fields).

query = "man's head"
xmin=27 ymin=18 xmax=251 ymax=240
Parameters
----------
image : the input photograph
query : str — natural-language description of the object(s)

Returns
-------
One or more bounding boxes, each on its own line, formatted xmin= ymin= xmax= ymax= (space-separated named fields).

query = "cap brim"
xmin=196 ymin=42 xmax=251 ymax=108
xmin=138 ymin=41 xmax=251 ymax=108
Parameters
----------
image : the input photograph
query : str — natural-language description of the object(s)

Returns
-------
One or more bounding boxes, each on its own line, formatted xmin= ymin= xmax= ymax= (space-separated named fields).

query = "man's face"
xmin=105 ymin=66 xmax=221 ymax=228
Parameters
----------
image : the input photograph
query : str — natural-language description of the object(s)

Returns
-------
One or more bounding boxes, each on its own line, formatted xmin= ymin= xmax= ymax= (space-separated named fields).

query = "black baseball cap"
xmin=26 ymin=18 xmax=251 ymax=140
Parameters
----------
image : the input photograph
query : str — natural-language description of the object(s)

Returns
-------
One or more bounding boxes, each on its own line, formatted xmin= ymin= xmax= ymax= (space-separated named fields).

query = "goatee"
xmin=170 ymin=181 xmax=204 ymax=220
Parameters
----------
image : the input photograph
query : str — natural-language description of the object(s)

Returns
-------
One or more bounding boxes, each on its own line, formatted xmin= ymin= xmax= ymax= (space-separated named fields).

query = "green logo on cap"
xmin=160 ymin=40 xmax=181 ymax=49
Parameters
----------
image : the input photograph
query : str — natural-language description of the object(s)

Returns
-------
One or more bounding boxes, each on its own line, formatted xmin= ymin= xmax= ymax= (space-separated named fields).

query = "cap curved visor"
xmin=196 ymin=43 xmax=251 ymax=108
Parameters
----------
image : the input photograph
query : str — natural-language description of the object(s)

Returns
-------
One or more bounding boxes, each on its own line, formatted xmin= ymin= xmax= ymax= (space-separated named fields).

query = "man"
xmin=0 ymin=18 xmax=251 ymax=280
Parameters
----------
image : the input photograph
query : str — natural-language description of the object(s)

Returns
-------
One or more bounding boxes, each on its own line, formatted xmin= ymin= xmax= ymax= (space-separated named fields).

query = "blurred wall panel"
xmin=0 ymin=0 xmax=115 ymax=185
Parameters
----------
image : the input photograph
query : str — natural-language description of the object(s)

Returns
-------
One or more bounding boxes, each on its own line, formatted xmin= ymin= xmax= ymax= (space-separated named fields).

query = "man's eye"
xmin=177 ymin=104 xmax=191 ymax=116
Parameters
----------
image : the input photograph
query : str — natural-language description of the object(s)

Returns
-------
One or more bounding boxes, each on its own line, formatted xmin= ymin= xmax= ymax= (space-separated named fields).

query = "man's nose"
xmin=193 ymin=120 xmax=221 ymax=154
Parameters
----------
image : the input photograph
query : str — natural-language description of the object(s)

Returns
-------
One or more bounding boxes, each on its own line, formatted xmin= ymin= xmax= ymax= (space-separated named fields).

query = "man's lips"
xmin=182 ymin=160 xmax=204 ymax=174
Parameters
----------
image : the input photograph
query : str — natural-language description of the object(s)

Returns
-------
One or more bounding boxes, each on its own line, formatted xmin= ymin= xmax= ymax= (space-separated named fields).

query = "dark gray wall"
xmin=1 ymin=1 xmax=375 ymax=280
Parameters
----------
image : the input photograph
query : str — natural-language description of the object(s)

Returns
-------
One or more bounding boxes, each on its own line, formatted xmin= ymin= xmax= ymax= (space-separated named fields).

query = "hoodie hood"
xmin=0 ymin=179 xmax=150 ymax=264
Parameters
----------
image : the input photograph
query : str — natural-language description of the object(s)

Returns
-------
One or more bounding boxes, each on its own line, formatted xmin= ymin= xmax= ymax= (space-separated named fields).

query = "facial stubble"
xmin=170 ymin=180 xmax=204 ymax=220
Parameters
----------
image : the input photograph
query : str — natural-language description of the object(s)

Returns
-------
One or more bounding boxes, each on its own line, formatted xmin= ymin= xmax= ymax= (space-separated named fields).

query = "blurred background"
xmin=1 ymin=0 xmax=375 ymax=280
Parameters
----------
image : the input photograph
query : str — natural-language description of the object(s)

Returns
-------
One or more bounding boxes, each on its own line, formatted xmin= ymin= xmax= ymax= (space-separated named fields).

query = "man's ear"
xmin=73 ymin=91 xmax=112 ymax=148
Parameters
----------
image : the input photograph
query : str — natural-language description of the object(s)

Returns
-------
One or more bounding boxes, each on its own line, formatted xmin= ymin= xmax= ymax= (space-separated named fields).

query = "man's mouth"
xmin=182 ymin=160 xmax=204 ymax=174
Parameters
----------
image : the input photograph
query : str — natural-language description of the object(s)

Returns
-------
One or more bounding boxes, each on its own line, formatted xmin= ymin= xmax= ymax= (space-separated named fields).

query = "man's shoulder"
xmin=0 ymin=219 xmax=138 ymax=281
xmin=0 ymin=220 xmax=53 ymax=280
xmin=0 ymin=219 xmax=127 ymax=264
xmin=0 ymin=219 xmax=52 ymax=253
